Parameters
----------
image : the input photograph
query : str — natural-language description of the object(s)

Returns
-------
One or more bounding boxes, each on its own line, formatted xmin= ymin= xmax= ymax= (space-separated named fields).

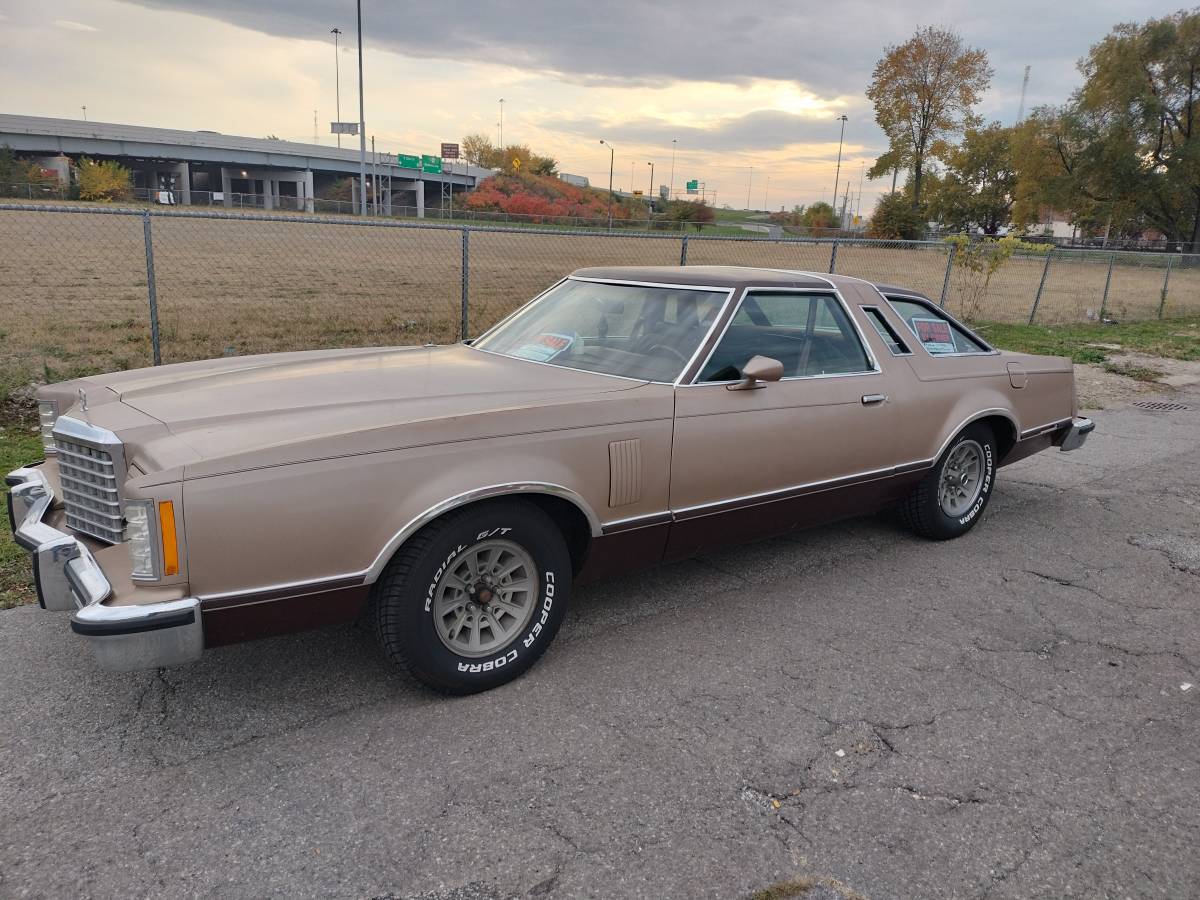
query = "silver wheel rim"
xmin=939 ymin=439 xmax=985 ymax=517
xmin=432 ymin=539 xmax=539 ymax=658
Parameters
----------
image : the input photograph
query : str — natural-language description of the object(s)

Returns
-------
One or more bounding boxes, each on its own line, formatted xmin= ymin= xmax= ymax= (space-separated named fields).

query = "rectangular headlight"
xmin=38 ymin=401 xmax=58 ymax=455
xmin=125 ymin=500 xmax=159 ymax=580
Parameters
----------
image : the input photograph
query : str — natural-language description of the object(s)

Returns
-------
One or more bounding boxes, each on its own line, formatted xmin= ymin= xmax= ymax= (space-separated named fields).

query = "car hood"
xmin=84 ymin=344 xmax=657 ymax=477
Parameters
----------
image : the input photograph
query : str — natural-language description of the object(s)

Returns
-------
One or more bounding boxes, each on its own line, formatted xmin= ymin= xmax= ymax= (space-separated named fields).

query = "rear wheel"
xmin=372 ymin=500 xmax=571 ymax=694
xmin=900 ymin=423 xmax=997 ymax=540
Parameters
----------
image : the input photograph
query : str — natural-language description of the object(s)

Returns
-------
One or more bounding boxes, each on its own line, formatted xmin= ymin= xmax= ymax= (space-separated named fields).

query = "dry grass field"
xmin=1 ymin=207 xmax=1196 ymax=402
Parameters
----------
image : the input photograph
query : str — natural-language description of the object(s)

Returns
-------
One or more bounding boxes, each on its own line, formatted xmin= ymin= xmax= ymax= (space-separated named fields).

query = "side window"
xmin=698 ymin=292 xmax=872 ymax=382
xmin=887 ymin=297 xmax=990 ymax=355
xmin=862 ymin=307 xmax=910 ymax=355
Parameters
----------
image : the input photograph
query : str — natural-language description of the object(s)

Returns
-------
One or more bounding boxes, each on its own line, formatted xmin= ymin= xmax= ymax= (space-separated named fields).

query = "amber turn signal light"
xmin=158 ymin=500 xmax=179 ymax=576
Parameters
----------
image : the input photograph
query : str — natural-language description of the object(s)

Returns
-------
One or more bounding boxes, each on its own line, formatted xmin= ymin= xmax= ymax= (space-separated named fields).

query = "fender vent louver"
xmin=608 ymin=439 xmax=642 ymax=508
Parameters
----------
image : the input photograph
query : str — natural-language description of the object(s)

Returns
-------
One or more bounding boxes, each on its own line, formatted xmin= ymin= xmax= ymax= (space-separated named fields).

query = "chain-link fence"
xmin=1 ymin=204 xmax=1196 ymax=408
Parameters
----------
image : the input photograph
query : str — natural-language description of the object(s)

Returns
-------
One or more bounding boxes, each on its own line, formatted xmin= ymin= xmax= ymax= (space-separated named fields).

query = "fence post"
xmin=1028 ymin=249 xmax=1054 ymax=325
xmin=1158 ymin=255 xmax=1174 ymax=319
xmin=939 ymin=244 xmax=957 ymax=308
xmin=680 ymin=233 xmax=689 ymax=266
xmin=141 ymin=210 xmax=162 ymax=366
xmin=1099 ymin=253 xmax=1115 ymax=320
xmin=461 ymin=227 xmax=470 ymax=340
xmin=828 ymin=239 xmax=839 ymax=274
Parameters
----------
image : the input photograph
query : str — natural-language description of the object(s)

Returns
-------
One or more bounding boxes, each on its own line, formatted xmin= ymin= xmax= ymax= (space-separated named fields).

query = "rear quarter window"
xmin=886 ymin=297 xmax=990 ymax=355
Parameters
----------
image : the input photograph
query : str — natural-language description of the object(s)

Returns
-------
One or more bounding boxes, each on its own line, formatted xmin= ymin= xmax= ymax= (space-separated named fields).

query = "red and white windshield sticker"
xmin=512 ymin=332 xmax=576 ymax=362
xmin=911 ymin=316 xmax=956 ymax=354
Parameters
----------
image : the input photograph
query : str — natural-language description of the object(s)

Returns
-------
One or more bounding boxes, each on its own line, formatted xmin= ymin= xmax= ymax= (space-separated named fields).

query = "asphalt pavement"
xmin=2 ymin=390 xmax=1198 ymax=900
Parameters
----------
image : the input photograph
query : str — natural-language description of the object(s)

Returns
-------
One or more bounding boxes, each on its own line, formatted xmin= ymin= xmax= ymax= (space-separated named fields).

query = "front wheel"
xmin=900 ymin=423 xmax=997 ymax=540
xmin=372 ymin=500 xmax=571 ymax=694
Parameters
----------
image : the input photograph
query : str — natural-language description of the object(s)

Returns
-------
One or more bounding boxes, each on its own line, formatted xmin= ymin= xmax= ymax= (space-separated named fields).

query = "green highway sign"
xmin=686 ymin=179 xmax=699 ymax=194
xmin=421 ymin=154 xmax=442 ymax=173
xmin=397 ymin=154 xmax=420 ymax=169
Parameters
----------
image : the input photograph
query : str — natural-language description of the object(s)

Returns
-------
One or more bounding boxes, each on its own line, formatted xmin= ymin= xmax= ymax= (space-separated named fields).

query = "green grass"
xmin=976 ymin=317 xmax=1200 ymax=365
xmin=0 ymin=427 xmax=43 ymax=609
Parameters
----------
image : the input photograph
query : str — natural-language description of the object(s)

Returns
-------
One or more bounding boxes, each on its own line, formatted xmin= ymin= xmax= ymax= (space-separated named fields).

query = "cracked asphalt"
xmin=2 ymin=390 xmax=1199 ymax=900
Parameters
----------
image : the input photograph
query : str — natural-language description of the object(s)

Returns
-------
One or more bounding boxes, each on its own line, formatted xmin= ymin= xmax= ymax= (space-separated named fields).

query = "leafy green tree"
xmin=866 ymin=26 xmax=992 ymax=208
xmin=927 ymin=122 xmax=1016 ymax=234
xmin=801 ymin=201 xmax=839 ymax=230
xmin=1013 ymin=10 xmax=1200 ymax=247
xmin=867 ymin=192 xmax=926 ymax=239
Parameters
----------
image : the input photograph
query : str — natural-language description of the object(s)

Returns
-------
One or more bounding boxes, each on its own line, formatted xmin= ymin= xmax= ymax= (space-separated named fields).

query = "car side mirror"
xmin=727 ymin=355 xmax=784 ymax=391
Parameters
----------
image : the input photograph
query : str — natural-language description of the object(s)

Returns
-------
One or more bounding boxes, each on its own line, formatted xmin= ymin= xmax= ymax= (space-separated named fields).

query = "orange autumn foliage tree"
xmin=462 ymin=172 xmax=641 ymax=221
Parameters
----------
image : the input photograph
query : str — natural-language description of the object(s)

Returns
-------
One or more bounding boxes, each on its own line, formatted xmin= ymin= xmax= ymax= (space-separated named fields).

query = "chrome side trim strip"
xmin=1020 ymin=417 xmax=1072 ymax=439
xmin=364 ymin=482 xmax=603 ymax=581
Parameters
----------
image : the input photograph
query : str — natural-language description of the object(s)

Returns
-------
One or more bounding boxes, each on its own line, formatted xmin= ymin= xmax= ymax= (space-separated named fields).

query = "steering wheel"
xmin=648 ymin=343 xmax=688 ymax=364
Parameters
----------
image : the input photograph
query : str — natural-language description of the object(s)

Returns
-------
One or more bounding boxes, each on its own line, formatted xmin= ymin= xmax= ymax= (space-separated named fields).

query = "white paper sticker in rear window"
xmin=911 ymin=316 xmax=957 ymax=354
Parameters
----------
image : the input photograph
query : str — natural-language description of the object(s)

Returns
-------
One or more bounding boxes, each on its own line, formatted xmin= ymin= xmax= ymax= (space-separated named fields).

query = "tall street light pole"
xmin=356 ymin=0 xmax=367 ymax=215
xmin=600 ymin=139 xmax=615 ymax=229
xmin=647 ymin=161 xmax=654 ymax=198
xmin=746 ymin=166 xmax=754 ymax=210
xmin=499 ymin=99 xmax=505 ymax=150
xmin=832 ymin=115 xmax=847 ymax=225
xmin=330 ymin=28 xmax=342 ymax=148
xmin=669 ymin=139 xmax=677 ymax=202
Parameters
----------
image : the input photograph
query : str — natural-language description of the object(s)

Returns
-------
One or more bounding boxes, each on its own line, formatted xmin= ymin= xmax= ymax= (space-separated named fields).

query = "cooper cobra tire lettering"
xmin=372 ymin=499 xmax=573 ymax=695
xmin=957 ymin=444 xmax=994 ymax=525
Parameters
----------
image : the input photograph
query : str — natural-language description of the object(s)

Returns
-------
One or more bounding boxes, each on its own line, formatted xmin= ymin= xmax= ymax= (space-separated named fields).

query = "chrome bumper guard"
xmin=1055 ymin=416 xmax=1095 ymax=452
xmin=6 ymin=466 xmax=202 ymax=670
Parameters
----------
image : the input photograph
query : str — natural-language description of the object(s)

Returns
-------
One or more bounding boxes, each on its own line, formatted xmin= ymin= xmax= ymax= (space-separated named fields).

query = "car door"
xmin=666 ymin=287 xmax=903 ymax=559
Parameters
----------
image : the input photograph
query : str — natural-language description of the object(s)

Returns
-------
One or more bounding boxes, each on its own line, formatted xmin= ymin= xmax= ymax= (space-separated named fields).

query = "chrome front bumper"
xmin=1055 ymin=416 xmax=1095 ymax=452
xmin=6 ymin=466 xmax=202 ymax=670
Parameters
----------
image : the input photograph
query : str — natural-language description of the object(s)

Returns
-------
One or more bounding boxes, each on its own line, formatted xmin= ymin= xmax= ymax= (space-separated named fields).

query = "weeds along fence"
xmin=0 ymin=203 xmax=1196 ymax=405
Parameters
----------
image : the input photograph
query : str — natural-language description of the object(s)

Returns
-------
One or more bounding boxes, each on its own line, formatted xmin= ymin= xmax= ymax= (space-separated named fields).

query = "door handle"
xmin=861 ymin=393 xmax=888 ymax=405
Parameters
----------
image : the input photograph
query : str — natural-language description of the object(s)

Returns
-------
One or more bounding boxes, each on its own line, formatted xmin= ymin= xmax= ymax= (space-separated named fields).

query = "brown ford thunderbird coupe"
xmin=8 ymin=266 xmax=1092 ymax=692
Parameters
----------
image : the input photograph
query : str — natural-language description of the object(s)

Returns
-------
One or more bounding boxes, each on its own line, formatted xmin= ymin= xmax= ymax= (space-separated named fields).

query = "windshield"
xmin=473 ymin=279 xmax=729 ymax=382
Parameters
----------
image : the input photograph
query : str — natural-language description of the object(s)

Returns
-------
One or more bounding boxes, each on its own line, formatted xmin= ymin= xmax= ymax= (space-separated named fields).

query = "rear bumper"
xmin=6 ymin=465 xmax=202 ymax=671
xmin=1054 ymin=416 xmax=1095 ymax=452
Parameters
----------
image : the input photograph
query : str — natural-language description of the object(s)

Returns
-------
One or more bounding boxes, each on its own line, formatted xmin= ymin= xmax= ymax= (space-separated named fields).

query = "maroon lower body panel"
xmin=1000 ymin=432 xmax=1054 ymax=468
xmin=202 ymin=583 xmax=370 ymax=647
xmin=664 ymin=471 xmax=923 ymax=561
xmin=577 ymin=521 xmax=671 ymax=583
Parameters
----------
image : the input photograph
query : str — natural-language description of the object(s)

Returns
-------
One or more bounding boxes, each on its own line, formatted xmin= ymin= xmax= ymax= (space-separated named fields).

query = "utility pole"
xmin=630 ymin=160 xmax=635 ymax=193
xmin=832 ymin=115 xmax=847 ymax=226
xmin=331 ymin=28 xmax=343 ymax=148
xmin=600 ymin=139 xmax=615 ymax=229
xmin=856 ymin=161 xmax=864 ymax=225
xmin=355 ymin=0 xmax=366 ymax=215
xmin=746 ymin=166 xmax=753 ymax=210
xmin=840 ymin=182 xmax=850 ymax=230
xmin=763 ymin=175 xmax=769 ymax=211
xmin=498 ymin=98 xmax=505 ymax=150
xmin=669 ymin=139 xmax=677 ymax=202
xmin=647 ymin=161 xmax=654 ymax=199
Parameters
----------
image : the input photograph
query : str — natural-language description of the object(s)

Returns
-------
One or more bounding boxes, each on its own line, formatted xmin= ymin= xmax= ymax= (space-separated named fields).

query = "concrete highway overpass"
xmin=0 ymin=114 xmax=493 ymax=216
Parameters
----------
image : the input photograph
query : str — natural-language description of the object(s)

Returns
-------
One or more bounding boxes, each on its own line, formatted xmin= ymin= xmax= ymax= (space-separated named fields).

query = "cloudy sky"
xmin=0 ymin=0 xmax=1167 ymax=211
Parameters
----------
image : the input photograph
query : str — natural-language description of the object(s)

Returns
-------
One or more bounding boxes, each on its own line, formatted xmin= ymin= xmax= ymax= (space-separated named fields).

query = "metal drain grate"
xmin=1133 ymin=400 xmax=1189 ymax=411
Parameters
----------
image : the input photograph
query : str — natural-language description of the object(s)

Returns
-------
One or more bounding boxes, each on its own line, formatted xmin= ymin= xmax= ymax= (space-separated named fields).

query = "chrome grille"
xmin=55 ymin=438 xmax=124 ymax=544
